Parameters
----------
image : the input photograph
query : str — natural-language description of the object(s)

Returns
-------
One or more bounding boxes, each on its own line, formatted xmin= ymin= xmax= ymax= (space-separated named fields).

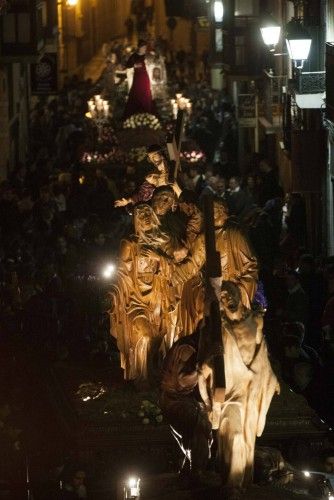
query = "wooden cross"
xmin=167 ymin=108 xmax=185 ymax=183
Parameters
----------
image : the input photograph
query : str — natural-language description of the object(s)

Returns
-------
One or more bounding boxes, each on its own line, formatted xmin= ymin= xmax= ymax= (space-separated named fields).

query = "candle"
xmin=103 ymin=103 xmax=109 ymax=118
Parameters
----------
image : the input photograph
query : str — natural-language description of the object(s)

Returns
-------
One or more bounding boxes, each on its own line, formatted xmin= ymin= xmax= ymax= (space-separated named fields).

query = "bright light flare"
xmin=214 ymin=1 xmax=224 ymax=23
xmin=286 ymin=38 xmax=312 ymax=68
xmin=66 ymin=0 xmax=78 ymax=6
xmin=128 ymin=478 xmax=137 ymax=488
xmin=260 ymin=26 xmax=281 ymax=48
xmin=124 ymin=477 xmax=141 ymax=499
xmin=303 ymin=471 xmax=311 ymax=477
xmin=102 ymin=263 xmax=115 ymax=279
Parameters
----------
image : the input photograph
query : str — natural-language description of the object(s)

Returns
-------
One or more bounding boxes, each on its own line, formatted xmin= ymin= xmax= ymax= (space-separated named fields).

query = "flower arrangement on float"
xmin=180 ymin=149 xmax=206 ymax=164
xmin=123 ymin=113 xmax=161 ymax=130
xmin=137 ymin=399 xmax=163 ymax=425
xmin=128 ymin=147 xmax=147 ymax=163
xmin=81 ymin=148 xmax=124 ymax=165
xmin=99 ymin=125 xmax=119 ymax=146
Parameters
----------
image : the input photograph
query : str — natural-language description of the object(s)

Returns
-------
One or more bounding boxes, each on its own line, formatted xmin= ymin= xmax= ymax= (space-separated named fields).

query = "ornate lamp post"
xmin=260 ymin=14 xmax=281 ymax=53
xmin=259 ymin=9 xmax=311 ymax=70
xmin=209 ymin=0 xmax=224 ymax=90
xmin=285 ymin=17 xmax=312 ymax=69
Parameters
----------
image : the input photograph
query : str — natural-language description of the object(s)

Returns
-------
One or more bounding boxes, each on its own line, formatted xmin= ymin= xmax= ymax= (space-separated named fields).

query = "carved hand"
xmin=140 ymin=246 xmax=160 ymax=261
xmin=114 ymin=198 xmax=130 ymax=207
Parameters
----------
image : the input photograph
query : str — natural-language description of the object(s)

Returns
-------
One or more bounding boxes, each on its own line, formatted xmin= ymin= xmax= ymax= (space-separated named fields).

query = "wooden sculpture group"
xmin=110 ymin=146 xmax=279 ymax=498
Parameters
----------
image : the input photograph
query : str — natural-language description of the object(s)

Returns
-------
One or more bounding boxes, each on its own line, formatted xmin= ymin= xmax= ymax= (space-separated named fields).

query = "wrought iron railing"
xmin=296 ymin=71 xmax=326 ymax=94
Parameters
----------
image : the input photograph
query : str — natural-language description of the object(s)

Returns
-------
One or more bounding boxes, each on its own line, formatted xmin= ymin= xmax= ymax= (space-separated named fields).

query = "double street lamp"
xmin=260 ymin=13 xmax=312 ymax=69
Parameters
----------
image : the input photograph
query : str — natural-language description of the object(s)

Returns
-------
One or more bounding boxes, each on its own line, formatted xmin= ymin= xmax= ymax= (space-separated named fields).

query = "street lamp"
xmin=260 ymin=14 xmax=281 ymax=52
xmin=57 ymin=0 xmax=79 ymax=85
xmin=124 ymin=477 xmax=140 ymax=499
xmin=213 ymin=1 xmax=224 ymax=23
xmin=285 ymin=18 xmax=312 ymax=69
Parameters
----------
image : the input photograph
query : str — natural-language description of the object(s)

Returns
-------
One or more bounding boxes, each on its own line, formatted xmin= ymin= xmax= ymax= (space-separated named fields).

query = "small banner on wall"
xmin=238 ymin=93 xmax=257 ymax=128
xmin=31 ymin=53 xmax=58 ymax=95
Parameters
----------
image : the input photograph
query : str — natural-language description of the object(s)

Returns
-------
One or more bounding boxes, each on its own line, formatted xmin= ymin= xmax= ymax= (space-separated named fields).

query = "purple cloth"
xmin=254 ymin=281 xmax=268 ymax=310
xmin=131 ymin=181 xmax=155 ymax=204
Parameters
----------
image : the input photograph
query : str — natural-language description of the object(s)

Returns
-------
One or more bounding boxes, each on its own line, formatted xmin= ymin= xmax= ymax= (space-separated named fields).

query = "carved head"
xmin=220 ymin=281 xmax=241 ymax=313
xmin=179 ymin=189 xmax=198 ymax=216
xmin=152 ymin=186 xmax=176 ymax=216
xmin=145 ymin=171 xmax=160 ymax=187
xmin=138 ymin=39 xmax=147 ymax=55
xmin=213 ymin=199 xmax=229 ymax=228
xmin=134 ymin=204 xmax=159 ymax=233
xmin=147 ymin=144 xmax=164 ymax=167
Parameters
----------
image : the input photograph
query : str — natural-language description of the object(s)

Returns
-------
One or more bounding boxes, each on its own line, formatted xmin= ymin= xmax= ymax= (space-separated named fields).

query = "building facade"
xmin=220 ymin=0 xmax=331 ymax=255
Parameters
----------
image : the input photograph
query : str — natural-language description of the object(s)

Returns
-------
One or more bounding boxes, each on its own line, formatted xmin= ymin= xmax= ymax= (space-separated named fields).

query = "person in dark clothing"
xmin=282 ymin=270 xmax=309 ymax=328
xmin=258 ymin=158 xmax=281 ymax=206
xmin=188 ymin=164 xmax=206 ymax=198
xmin=297 ymin=254 xmax=326 ymax=348
xmin=226 ymin=176 xmax=253 ymax=219
xmin=176 ymin=48 xmax=187 ymax=71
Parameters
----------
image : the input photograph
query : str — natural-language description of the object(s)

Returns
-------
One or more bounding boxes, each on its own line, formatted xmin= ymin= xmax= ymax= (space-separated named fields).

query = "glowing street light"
xmin=102 ymin=263 xmax=115 ymax=280
xmin=260 ymin=14 xmax=281 ymax=52
xmin=285 ymin=18 xmax=312 ymax=69
xmin=66 ymin=0 xmax=78 ymax=6
xmin=213 ymin=1 xmax=224 ymax=23
xmin=124 ymin=477 xmax=140 ymax=499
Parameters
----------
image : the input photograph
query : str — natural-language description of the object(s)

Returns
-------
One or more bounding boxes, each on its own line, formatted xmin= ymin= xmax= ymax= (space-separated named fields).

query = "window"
xmin=235 ymin=0 xmax=259 ymax=16
xmin=235 ymin=35 xmax=245 ymax=66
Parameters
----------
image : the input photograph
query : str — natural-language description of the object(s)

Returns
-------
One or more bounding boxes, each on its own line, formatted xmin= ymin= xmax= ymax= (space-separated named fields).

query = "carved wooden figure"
xmin=198 ymin=281 xmax=279 ymax=499
xmin=110 ymin=204 xmax=173 ymax=384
